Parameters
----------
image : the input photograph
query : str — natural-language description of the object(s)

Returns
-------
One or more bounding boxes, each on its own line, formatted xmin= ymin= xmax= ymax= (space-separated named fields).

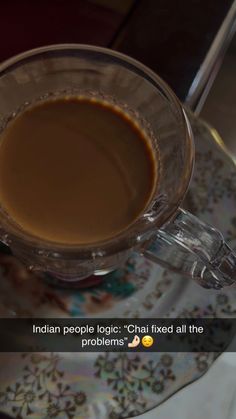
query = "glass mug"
xmin=0 ymin=44 xmax=235 ymax=289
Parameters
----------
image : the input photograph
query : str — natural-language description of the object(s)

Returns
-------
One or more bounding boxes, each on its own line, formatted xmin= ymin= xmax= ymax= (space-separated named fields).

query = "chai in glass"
xmin=0 ymin=97 xmax=157 ymax=244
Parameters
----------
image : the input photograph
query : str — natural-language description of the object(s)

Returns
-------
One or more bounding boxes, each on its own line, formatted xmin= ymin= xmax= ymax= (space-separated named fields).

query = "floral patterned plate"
xmin=0 ymin=114 xmax=236 ymax=419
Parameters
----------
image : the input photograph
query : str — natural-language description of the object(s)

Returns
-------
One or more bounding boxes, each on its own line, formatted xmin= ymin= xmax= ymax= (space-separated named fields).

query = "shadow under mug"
xmin=0 ymin=44 xmax=235 ymax=289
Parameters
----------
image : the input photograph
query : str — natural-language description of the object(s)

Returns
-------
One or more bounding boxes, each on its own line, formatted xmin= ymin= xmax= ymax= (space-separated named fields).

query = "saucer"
xmin=0 ymin=114 xmax=236 ymax=418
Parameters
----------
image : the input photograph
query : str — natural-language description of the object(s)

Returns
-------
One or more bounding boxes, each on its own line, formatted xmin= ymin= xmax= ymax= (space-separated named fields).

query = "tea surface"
xmin=0 ymin=97 xmax=157 ymax=244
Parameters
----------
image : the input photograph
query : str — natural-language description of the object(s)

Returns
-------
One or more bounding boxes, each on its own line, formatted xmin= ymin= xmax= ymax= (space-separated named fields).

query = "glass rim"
xmin=0 ymin=44 xmax=194 ymax=255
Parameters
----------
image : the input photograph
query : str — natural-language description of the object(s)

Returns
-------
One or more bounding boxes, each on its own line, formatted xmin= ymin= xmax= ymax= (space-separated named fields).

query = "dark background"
xmin=0 ymin=0 xmax=233 ymax=100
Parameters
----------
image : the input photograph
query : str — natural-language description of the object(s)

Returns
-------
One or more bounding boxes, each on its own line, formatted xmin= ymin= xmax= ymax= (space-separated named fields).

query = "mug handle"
xmin=141 ymin=208 xmax=236 ymax=289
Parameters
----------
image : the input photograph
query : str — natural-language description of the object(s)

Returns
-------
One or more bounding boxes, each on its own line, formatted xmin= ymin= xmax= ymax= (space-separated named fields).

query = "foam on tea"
xmin=0 ymin=96 xmax=157 ymax=244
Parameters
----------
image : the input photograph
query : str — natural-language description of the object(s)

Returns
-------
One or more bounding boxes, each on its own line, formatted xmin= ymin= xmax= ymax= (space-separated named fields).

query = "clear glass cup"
xmin=0 ymin=44 xmax=235 ymax=289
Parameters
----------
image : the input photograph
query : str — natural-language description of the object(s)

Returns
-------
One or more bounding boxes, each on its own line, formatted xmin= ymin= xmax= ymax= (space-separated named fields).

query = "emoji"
xmin=128 ymin=335 xmax=140 ymax=348
xmin=142 ymin=335 xmax=154 ymax=348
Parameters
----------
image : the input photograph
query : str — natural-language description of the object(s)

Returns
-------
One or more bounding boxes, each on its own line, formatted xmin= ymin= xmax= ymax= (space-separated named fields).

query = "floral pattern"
xmin=0 ymin=353 xmax=88 ymax=419
xmin=0 ymin=115 xmax=236 ymax=418
xmin=94 ymin=353 xmax=175 ymax=418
